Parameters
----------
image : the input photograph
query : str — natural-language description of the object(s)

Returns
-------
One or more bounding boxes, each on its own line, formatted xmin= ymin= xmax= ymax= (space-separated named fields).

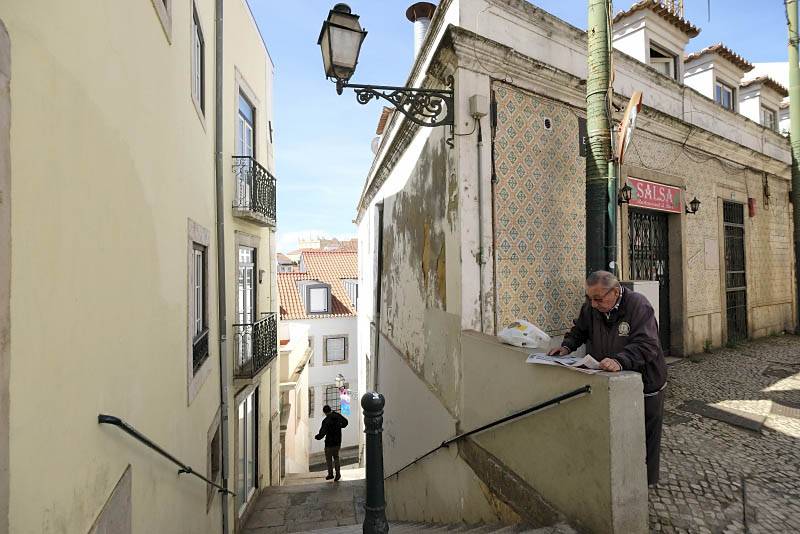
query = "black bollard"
xmin=361 ymin=392 xmax=389 ymax=534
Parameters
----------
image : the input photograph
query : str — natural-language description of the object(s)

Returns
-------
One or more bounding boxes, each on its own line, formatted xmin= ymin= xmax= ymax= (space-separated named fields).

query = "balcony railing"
xmin=192 ymin=328 xmax=210 ymax=372
xmin=232 ymin=156 xmax=276 ymax=227
xmin=233 ymin=313 xmax=277 ymax=379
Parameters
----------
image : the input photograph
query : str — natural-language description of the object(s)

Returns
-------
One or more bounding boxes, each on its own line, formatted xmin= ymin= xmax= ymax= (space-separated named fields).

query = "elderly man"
xmin=548 ymin=270 xmax=667 ymax=485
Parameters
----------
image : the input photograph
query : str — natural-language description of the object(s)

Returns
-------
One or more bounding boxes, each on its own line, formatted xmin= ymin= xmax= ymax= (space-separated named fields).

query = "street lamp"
xmin=335 ymin=373 xmax=346 ymax=390
xmin=317 ymin=3 xmax=454 ymax=142
xmin=317 ymin=3 xmax=367 ymax=91
xmin=618 ymin=183 xmax=632 ymax=204
xmin=686 ymin=196 xmax=701 ymax=214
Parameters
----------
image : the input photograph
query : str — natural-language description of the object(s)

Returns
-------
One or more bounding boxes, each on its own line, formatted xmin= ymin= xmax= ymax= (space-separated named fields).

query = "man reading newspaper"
xmin=547 ymin=270 xmax=667 ymax=485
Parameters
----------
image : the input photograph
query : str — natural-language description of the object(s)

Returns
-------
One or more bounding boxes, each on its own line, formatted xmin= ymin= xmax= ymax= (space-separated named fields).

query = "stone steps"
xmin=301 ymin=522 xmax=576 ymax=533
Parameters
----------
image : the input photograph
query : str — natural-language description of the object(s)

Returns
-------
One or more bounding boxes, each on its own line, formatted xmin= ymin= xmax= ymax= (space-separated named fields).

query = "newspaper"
xmin=525 ymin=353 xmax=604 ymax=374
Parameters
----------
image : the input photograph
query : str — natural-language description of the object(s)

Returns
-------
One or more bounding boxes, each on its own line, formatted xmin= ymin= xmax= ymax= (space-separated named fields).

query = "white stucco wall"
xmin=286 ymin=316 xmax=360 ymax=454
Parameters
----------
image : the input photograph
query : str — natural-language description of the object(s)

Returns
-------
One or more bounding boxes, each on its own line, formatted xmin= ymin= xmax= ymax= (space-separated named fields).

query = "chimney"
xmin=406 ymin=2 xmax=436 ymax=58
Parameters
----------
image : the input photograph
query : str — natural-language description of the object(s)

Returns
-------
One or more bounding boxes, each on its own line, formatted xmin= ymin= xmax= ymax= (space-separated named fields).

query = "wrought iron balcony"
xmin=192 ymin=328 xmax=210 ymax=372
xmin=232 ymin=156 xmax=276 ymax=227
xmin=233 ymin=313 xmax=278 ymax=379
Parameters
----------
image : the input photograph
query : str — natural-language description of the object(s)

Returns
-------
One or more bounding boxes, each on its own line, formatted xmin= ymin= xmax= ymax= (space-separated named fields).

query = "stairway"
xmin=303 ymin=522 xmax=576 ymax=533
xmin=241 ymin=468 xmax=575 ymax=534
xmin=241 ymin=471 xmax=366 ymax=533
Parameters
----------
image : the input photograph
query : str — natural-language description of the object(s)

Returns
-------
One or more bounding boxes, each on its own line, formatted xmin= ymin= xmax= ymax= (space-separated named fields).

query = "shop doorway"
xmin=628 ymin=208 xmax=671 ymax=353
xmin=723 ymin=201 xmax=748 ymax=342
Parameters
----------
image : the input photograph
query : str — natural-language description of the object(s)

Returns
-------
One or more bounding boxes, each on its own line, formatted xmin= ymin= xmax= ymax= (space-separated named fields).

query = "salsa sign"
xmin=627 ymin=177 xmax=681 ymax=213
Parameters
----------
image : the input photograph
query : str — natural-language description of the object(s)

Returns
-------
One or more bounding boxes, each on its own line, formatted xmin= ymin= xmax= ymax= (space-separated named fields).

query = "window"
xmin=191 ymin=243 xmax=209 ymax=375
xmin=237 ymin=93 xmax=255 ymax=157
xmin=207 ymin=426 xmax=220 ymax=508
xmin=761 ymin=106 xmax=777 ymax=131
xmin=649 ymin=44 xmax=676 ymax=79
xmin=324 ymin=336 xmax=347 ymax=363
xmin=206 ymin=409 xmax=221 ymax=510
xmin=325 ymin=383 xmax=348 ymax=413
xmin=308 ymin=387 xmax=315 ymax=418
xmin=309 ymin=287 xmax=329 ymax=313
xmin=716 ymin=82 xmax=735 ymax=111
xmin=236 ymin=245 xmax=256 ymax=367
xmin=188 ymin=219 xmax=211 ymax=403
xmin=342 ymin=278 xmax=358 ymax=310
xmin=191 ymin=6 xmax=205 ymax=115
xmin=192 ymin=244 xmax=206 ymax=339
xmin=150 ymin=0 xmax=172 ymax=42
xmin=236 ymin=388 xmax=258 ymax=514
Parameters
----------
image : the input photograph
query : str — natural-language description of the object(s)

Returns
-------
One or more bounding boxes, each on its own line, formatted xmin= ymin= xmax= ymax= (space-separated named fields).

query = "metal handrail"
xmin=384 ymin=385 xmax=592 ymax=480
xmin=98 ymin=414 xmax=234 ymax=496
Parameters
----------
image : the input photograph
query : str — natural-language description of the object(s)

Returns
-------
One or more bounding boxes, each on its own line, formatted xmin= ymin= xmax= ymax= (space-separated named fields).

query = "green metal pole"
xmin=608 ymin=159 xmax=617 ymax=276
xmin=788 ymin=0 xmax=800 ymax=333
xmin=587 ymin=0 xmax=611 ymax=274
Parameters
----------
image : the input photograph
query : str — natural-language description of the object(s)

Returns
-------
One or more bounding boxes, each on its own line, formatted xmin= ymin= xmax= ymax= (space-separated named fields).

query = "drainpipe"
xmin=476 ymin=118 xmax=485 ymax=333
xmin=788 ymin=0 xmax=800 ymax=333
xmin=371 ymin=202 xmax=384 ymax=392
xmin=213 ymin=0 xmax=230 ymax=531
xmin=586 ymin=0 xmax=612 ymax=274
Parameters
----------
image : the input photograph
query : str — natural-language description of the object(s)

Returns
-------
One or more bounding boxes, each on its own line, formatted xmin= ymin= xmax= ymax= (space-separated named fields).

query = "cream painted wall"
xmin=1 ymin=0 xmax=276 ymax=532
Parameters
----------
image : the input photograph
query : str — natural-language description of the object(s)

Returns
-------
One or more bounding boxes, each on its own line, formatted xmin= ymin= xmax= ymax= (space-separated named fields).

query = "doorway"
xmin=723 ymin=201 xmax=748 ymax=342
xmin=628 ymin=208 xmax=671 ymax=353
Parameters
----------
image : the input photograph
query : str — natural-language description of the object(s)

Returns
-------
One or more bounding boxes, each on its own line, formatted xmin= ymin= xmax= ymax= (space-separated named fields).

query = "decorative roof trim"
xmin=684 ymin=43 xmax=754 ymax=72
xmin=740 ymin=76 xmax=789 ymax=98
xmin=613 ymin=0 xmax=701 ymax=38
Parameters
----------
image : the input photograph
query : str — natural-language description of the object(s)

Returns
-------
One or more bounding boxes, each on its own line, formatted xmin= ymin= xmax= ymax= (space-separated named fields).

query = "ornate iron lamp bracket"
xmin=337 ymin=76 xmax=455 ymax=146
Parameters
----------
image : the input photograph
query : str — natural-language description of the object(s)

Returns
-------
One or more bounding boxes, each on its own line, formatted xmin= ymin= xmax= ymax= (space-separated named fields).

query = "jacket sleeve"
xmin=316 ymin=419 xmax=328 ymax=438
xmin=561 ymin=302 xmax=591 ymax=353
xmin=338 ymin=414 xmax=349 ymax=428
xmin=613 ymin=298 xmax=661 ymax=372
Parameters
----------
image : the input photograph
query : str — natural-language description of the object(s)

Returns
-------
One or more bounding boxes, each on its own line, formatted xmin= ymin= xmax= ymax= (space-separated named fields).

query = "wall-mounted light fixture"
xmin=685 ymin=196 xmax=701 ymax=215
xmin=258 ymin=269 xmax=266 ymax=284
xmin=618 ymin=183 xmax=632 ymax=204
xmin=335 ymin=373 xmax=346 ymax=390
xmin=318 ymin=3 xmax=454 ymax=144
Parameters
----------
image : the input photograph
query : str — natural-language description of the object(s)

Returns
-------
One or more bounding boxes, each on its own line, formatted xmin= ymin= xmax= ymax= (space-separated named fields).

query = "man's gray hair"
xmin=586 ymin=270 xmax=620 ymax=289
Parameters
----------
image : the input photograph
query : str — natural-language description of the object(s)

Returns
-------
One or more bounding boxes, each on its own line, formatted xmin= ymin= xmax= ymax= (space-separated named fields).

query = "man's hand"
xmin=547 ymin=346 xmax=569 ymax=356
xmin=314 ymin=434 xmax=323 ymax=440
xmin=598 ymin=358 xmax=622 ymax=372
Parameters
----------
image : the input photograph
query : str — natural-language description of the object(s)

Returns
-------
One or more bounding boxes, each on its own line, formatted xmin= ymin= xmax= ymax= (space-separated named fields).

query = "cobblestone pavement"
xmin=649 ymin=335 xmax=800 ymax=534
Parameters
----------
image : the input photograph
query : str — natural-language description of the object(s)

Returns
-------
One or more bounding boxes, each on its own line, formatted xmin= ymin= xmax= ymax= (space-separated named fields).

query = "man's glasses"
xmin=585 ymin=287 xmax=615 ymax=303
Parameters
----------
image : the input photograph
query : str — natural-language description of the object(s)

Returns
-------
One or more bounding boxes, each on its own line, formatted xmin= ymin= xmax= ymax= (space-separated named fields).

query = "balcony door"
xmin=236 ymin=93 xmax=255 ymax=208
xmin=237 ymin=246 xmax=256 ymax=366
xmin=236 ymin=388 xmax=258 ymax=515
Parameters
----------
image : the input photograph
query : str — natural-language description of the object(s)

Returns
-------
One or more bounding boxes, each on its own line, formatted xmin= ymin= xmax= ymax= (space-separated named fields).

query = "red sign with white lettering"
xmin=627 ymin=178 xmax=682 ymax=213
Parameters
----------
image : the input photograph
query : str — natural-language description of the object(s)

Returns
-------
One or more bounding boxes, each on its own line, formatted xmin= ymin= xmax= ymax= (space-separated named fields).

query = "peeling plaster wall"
xmin=380 ymin=129 xmax=462 ymax=415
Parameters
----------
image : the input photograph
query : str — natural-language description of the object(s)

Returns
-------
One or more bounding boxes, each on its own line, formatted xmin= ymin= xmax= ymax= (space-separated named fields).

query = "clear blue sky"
xmin=250 ymin=1 xmax=792 ymax=253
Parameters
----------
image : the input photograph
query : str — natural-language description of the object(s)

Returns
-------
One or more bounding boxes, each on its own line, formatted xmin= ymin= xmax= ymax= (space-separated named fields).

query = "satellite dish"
xmin=370 ymin=136 xmax=381 ymax=154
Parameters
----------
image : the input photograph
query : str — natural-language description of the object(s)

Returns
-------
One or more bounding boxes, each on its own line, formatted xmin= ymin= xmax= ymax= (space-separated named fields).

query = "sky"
xmin=249 ymin=0 xmax=793 ymax=253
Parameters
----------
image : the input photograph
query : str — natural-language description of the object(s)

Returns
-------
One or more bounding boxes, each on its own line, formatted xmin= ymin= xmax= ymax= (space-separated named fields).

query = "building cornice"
xmin=355 ymin=9 xmax=790 ymax=222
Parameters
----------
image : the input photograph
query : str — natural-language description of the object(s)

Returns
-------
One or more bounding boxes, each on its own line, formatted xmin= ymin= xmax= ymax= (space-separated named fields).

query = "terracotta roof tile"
xmin=278 ymin=250 xmax=358 ymax=320
xmin=684 ymin=43 xmax=753 ymax=72
xmin=376 ymin=107 xmax=395 ymax=135
xmin=740 ymin=76 xmax=789 ymax=98
xmin=614 ymin=1 xmax=700 ymax=38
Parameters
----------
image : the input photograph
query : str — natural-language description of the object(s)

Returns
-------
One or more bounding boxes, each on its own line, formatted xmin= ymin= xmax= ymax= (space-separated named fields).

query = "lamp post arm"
xmin=336 ymin=77 xmax=454 ymax=130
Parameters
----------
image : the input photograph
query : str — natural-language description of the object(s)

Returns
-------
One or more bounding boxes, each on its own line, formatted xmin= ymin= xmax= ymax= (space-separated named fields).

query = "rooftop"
xmin=684 ymin=43 xmax=754 ymax=72
xmin=613 ymin=0 xmax=701 ymax=38
xmin=740 ymin=76 xmax=789 ymax=98
xmin=278 ymin=250 xmax=358 ymax=320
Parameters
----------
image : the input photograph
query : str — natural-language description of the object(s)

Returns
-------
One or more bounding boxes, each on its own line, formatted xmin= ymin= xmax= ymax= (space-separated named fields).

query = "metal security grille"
xmin=628 ymin=209 xmax=671 ymax=353
xmin=723 ymin=201 xmax=748 ymax=341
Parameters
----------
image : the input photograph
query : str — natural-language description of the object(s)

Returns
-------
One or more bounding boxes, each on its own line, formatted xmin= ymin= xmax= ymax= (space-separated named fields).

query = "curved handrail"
xmin=98 ymin=414 xmax=234 ymax=496
xmin=384 ymin=385 xmax=592 ymax=480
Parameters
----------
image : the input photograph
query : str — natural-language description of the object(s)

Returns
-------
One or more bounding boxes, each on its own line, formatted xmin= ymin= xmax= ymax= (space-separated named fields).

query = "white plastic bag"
xmin=497 ymin=319 xmax=551 ymax=348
